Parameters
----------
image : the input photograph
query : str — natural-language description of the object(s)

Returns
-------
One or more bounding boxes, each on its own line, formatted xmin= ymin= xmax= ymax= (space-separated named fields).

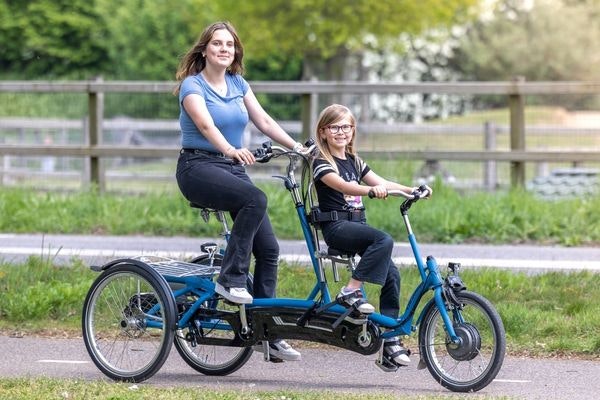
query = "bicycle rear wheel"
xmin=419 ymin=290 xmax=505 ymax=392
xmin=82 ymin=263 xmax=176 ymax=382
xmin=173 ymin=254 xmax=253 ymax=375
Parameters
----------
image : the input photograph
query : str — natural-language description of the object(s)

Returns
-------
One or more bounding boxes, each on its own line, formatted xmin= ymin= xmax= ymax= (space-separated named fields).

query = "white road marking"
xmin=37 ymin=360 xmax=89 ymax=364
xmin=281 ymin=254 xmax=600 ymax=271
xmin=494 ymin=378 xmax=532 ymax=383
xmin=2 ymin=247 xmax=599 ymax=271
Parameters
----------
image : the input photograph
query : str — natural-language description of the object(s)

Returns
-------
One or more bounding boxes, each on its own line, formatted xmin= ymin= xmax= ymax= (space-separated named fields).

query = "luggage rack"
xmin=133 ymin=255 xmax=219 ymax=278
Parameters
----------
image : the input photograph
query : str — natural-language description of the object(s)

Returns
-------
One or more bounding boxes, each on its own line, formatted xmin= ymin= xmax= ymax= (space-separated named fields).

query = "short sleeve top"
xmin=178 ymin=73 xmax=250 ymax=151
xmin=312 ymin=153 xmax=370 ymax=211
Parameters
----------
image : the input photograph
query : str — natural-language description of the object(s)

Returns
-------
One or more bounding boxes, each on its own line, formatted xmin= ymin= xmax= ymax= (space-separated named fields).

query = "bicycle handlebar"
xmin=252 ymin=139 xmax=317 ymax=163
xmin=368 ymin=185 xmax=431 ymax=200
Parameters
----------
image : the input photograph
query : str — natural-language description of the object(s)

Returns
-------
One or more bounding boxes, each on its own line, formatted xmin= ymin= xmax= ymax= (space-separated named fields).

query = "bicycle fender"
xmin=93 ymin=257 xmax=178 ymax=330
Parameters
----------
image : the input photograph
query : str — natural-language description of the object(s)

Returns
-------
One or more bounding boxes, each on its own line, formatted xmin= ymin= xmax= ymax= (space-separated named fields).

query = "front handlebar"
xmin=253 ymin=139 xmax=317 ymax=163
xmin=368 ymin=185 xmax=431 ymax=200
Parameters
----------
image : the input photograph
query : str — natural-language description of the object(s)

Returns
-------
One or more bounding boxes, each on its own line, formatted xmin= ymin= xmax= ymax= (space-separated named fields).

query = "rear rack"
xmin=133 ymin=255 xmax=218 ymax=278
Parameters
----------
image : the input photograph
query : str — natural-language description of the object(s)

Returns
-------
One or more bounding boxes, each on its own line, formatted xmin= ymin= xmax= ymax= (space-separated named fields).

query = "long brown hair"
xmin=173 ymin=21 xmax=245 ymax=95
xmin=314 ymin=104 xmax=358 ymax=174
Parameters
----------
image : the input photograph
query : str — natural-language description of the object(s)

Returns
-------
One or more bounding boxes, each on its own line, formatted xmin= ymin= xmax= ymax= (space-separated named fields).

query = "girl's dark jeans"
xmin=176 ymin=151 xmax=279 ymax=298
xmin=322 ymin=220 xmax=400 ymax=319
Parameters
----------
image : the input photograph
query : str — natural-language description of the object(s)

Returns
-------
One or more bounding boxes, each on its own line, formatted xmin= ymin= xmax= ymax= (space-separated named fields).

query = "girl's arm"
xmin=244 ymin=88 xmax=299 ymax=150
xmin=362 ymin=170 xmax=417 ymax=196
xmin=319 ymin=172 xmax=374 ymax=197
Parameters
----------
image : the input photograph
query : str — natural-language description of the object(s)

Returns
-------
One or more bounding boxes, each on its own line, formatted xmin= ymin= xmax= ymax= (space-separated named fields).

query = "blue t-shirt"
xmin=179 ymin=73 xmax=250 ymax=151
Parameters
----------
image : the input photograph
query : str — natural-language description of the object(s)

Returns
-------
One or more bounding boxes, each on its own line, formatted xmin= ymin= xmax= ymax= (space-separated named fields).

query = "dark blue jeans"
xmin=322 ymin=220 xmax=400 ymax=319
xmin=176 ymin=151 xmax=279 ymax=298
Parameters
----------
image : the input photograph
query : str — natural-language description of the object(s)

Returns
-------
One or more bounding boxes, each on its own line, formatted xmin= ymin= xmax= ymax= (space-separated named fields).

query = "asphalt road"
xmin=2 ymin=233 xmax=600 ymax=274
xmin=0 ymin=334 xmax=598 ymax=399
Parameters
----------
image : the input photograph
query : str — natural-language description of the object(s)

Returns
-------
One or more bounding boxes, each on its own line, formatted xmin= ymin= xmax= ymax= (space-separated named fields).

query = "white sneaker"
xmin=383 ymin=339 xmax=411 ymax=366
xmin=215 ymin=282 xmax=253 ymax=304
xmin=254 ymin=339 xmax=301 ymax=361
xmin=336 ymin=288 xmax=375 ymax=314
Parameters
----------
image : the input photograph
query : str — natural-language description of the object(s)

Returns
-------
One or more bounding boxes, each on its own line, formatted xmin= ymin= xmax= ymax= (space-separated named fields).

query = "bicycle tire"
xmin=418 ymin=290 xmax=506 ymax=392
xmin=82 ymin=262 xmax=176 ymax=382
xmin=173 ymin=254 xmax=253 ymax=376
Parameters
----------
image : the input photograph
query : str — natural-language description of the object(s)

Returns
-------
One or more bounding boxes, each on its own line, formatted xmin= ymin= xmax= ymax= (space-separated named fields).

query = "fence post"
xmin=88 ymin=76 xmax=105 ymax=191
xmin=509 ymin=76 xmax=526 ymax=187
xmin=484 ymin=121 xmax=497 ymax=190
xmin=300 ymin=80 xmax=318 ymax=141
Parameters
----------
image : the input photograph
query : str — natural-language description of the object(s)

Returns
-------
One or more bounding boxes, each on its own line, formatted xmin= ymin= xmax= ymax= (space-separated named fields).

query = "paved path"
xmin=0 ymin=335 xmax=598 ymax=400
xmin=1 ymin=233 xmax=600 ymax=273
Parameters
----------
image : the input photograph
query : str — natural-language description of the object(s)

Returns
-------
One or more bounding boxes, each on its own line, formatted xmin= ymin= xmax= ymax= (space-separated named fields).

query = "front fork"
xmin=428 ymin=257 xmax=465 ymax=344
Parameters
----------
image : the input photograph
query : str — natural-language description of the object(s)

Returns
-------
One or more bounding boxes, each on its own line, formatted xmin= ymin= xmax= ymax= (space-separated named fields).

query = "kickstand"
xmin=262 ymin=340 xmax=270 ymax=361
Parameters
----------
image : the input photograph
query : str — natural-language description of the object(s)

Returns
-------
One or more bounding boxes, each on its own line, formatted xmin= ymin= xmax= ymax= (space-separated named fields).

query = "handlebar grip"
xmin=253 ymin=141 xmax=273 ymax=163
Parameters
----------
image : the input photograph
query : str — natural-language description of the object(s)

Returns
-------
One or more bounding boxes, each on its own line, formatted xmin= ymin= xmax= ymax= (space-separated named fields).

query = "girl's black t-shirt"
xmin=312 ymin=153 xmax=370 ymax=212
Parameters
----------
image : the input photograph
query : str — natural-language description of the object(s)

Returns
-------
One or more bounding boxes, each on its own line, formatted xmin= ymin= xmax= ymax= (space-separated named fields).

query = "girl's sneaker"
xmin=336 ymin=288 xmax=375 ymax=314
xmin=383 ymin=338 xmax=411 ymax=366
xmin=253 ymin=339 xmax=302 ymax=361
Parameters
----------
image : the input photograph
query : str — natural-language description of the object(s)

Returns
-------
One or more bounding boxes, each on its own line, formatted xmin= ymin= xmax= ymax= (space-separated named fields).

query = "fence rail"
xmin=2 ymin=79 xmax=600 ymax=190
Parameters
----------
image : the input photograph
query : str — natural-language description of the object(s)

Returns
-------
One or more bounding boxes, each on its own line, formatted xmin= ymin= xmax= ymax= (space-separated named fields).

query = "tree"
xmin=95 ymin=0 xmax=207 ymax=80
xmin=207 ymin=0 xmax=479 ymax=81
xmin=448 ymin=0 xmax=600 ymax=82
xmin=0 ymin=0 xmax=110 ymax=78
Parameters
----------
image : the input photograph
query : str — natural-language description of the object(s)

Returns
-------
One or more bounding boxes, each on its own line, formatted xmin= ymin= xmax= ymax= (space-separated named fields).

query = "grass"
xmin=0 ymin=377 xmax=515 ymax=400
xmin=1 ymin=182 xmax=599 ymax=246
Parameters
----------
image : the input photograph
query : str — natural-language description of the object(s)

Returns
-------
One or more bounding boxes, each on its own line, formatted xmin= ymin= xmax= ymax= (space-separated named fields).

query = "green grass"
xmin=1 ymin=257 xmax=599 ymax=359
xmin=0 ymin=377 xmax=514 ymax=400
xmin=2 ymin=182 xmax=599 ymax=246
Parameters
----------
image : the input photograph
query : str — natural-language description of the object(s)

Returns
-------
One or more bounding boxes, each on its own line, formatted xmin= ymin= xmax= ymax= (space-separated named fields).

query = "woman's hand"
xmin=226 ymin=147 xmax=256 ymax=165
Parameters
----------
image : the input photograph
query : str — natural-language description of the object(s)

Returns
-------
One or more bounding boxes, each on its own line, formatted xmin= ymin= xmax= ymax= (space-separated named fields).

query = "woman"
xmin=174 ymin=21 xmax=302 ymax=361
xmin=312 ymin=104 xmax=432 ymax=371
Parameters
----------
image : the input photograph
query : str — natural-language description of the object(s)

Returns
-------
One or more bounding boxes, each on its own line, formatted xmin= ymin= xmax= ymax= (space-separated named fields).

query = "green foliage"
xmin=0 ymin=0 xmax=110 ymax=79
xmin=0 ymin=257 xmax=94 ymax=325
xmin=214 ymin=0 xmax=477 ymax=61
xmin=450 ymin=1 xmax=600 ymax=82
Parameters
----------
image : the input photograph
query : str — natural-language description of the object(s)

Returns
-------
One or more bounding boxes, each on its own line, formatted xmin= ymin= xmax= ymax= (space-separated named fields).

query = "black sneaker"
xmin=253 ymin=339 xmax=301 ymax=361
xmin=336 ymin=289 xmax=375 ymax=314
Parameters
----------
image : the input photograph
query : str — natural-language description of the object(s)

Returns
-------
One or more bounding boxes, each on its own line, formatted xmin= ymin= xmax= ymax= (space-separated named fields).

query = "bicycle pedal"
xmin=268 ymin=356 xmax=284 ymax=363
xmin=375 ymin=358 xmax=400 ymax=373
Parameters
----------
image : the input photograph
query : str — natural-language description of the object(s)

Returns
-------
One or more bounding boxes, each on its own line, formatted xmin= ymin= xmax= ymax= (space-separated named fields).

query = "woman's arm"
xmin=244 ymin=88 xmax=299 ymax=150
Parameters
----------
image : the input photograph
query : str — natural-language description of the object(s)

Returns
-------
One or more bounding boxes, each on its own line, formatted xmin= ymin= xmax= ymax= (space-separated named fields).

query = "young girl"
xmin=312 ymin=104 xmax=432 ymax=370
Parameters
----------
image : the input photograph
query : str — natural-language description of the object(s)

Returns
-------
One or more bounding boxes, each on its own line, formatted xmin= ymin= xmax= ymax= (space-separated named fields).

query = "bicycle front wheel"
xmin=419 ymin=290 xmax=505 ymax=392
xmin=82 ymin=263 xmax=176 ymax=382
xmin=174 ymin=254 xmax=253 ymax=375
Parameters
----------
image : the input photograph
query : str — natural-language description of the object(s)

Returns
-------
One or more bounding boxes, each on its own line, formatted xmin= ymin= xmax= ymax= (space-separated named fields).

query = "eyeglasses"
xmin=325 ymin=124 xmax=354 ymax=134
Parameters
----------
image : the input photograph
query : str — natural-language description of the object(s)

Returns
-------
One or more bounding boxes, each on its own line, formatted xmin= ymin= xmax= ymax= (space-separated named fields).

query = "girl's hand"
xmin=369 ymin=185 xmax=388 ymax=199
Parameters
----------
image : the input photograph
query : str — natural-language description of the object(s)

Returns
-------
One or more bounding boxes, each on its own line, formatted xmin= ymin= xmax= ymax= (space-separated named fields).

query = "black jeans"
xmin=176 ymin=151 xmax=279 ymax=298
xmin=322 ymin=220 xmax=400 ymax=319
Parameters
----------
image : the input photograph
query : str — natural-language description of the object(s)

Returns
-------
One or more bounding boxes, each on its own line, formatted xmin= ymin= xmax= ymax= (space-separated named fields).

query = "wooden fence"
xmin=1 ymin=79 xmax=600 ymax=191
